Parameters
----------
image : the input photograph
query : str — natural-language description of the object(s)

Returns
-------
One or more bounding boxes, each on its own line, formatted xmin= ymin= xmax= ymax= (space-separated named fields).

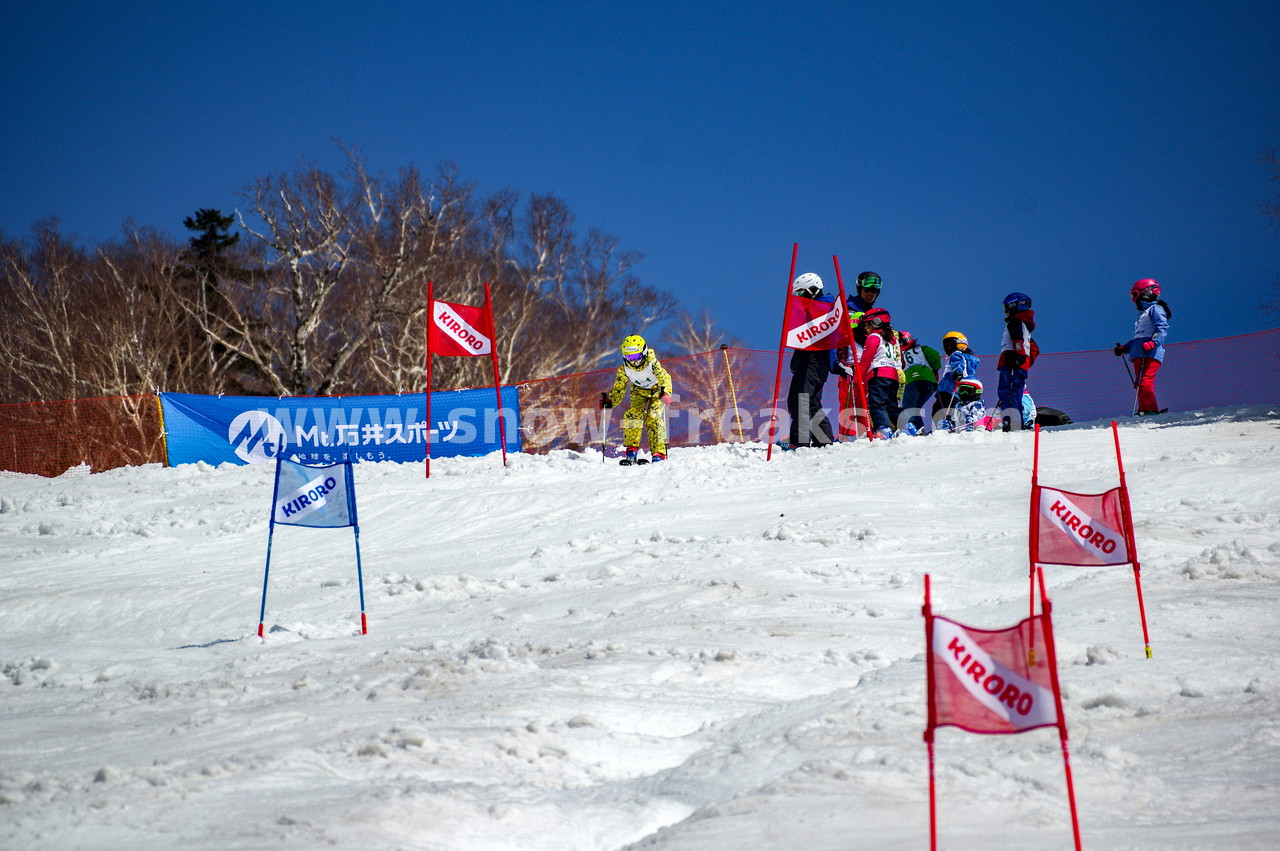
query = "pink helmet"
xmin=861 ymin=307 xmax=891 ymax=328
xmin=1131 ymin=279 xmax=1160 ymax=302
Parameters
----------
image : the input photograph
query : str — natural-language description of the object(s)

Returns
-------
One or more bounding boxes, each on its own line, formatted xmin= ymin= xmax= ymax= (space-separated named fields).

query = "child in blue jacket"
xmin=931 ymin=331 xmax=979 ymax=432
xmin=1114 ymin=279 xmax=1171 ymax=415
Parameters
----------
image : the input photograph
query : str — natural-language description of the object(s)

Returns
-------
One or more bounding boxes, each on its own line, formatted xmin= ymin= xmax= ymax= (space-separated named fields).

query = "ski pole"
xmin=940 ymin=385 xmax=959 ymax=433
xmin=600 ymin=397 xmax=610 ymax=463
xmin=1131 ymin=360 xmax=1146 ymax=417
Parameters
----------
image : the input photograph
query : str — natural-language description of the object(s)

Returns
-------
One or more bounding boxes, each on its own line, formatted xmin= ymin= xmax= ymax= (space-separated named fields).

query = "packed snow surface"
xmin=2 ymin=408 xmax=1279 ymax=850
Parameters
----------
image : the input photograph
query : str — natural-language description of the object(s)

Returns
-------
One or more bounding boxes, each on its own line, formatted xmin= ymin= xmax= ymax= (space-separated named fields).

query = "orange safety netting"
xmin=517 ymin=346 xmax=787 ymax=454
xmin=0 ymin=395 xmax=165 ymax=478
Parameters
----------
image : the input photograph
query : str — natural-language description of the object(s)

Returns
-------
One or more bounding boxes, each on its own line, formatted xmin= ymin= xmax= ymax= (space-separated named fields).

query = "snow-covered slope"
xmin=2 ymin=409 xmax=1279 ymax=850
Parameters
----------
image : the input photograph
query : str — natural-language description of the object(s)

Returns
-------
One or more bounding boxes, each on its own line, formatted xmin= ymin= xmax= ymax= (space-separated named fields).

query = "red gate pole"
xmin=485 ymin=282 xmax=508 ymax=467
xmin=425 ymin=282 xmax=435 ymax=479
xmin=1038 ymin=569 xmax=1084 ymax=851
xmin=1027 ymin=423 xmax=1044 ymax=664
xmin=1112 ymin=421 xmax=1153 ymax=657
xmin=1029 ymin=423 xmax=1042 ymax=624
xmin=766 ymin=243 xmax=799 ymax=460
xmin=922 ymin=573 xmax=939 ymax=851
xmin=831 ymin=256 xmax=871 ymax=441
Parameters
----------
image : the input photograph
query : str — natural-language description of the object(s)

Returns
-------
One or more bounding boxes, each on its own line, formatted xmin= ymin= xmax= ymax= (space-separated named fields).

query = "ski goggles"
xmin=857 ymin=277 xmax=882 ymax=291
xmin=623 ymin=351 xmax=644 ymax=362
xmin=862 ymin=315 xmax=888 ymax=329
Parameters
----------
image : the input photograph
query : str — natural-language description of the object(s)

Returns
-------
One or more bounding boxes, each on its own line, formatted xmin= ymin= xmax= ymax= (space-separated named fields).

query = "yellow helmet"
xmin=621 ymin=334 xmax=647 ymax=362
xmin=943 ymin=331 xmax=969 ymax=352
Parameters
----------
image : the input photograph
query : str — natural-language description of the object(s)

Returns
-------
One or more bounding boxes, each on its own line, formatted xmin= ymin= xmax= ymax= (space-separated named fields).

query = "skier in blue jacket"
xmin=1113 ymin=279 xmax=1171 ymax=415
xmin=932 ymin=331 xmax=980 ymax=432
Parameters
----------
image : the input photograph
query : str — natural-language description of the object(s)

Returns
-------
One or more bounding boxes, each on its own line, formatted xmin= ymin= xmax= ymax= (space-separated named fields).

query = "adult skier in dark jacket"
xmin=787 ymin=273 xmax=837 ymax=447
xmin=847 ymin=270 xmax=884 ymax=315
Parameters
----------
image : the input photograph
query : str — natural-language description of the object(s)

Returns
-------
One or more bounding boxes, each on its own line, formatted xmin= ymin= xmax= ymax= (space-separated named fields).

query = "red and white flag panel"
xmin=783 ymin=294 xmax=853 ymax=350
xmin=1036 ymin=485 xmax=1131 ymax=566
xmin=929 ymin=615 xmax=1060 ymax=735
xmin=429 ymin=299 xmax=493 ymax=357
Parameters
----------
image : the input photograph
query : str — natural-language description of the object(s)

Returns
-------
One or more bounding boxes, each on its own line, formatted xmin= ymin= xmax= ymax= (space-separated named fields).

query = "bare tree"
xmin=0 ymin=149 xmax=694 ymax=404
xmin=94 ymin=225 xmax=203 ymax=396
xmin=0 ymin=222 xmax=89 ymax=401
xmin=658 ymin=308 xmax=749 ymax=443
xmin=494 ymin=195 xmax=675 ymax=383
xmin=0 ymin=221 xmax=204 ymax=403
xmin=661 ymin=307 xmax=744 ymax=355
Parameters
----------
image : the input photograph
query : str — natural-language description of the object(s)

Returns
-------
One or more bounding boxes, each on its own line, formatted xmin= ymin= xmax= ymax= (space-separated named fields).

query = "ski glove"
xmin=661 ymin=393 xmax=672 ymax=405
xmin=1142 ymin=341 xmax=1156 ymax=352
xmin=1113 ymin=343 xmax=1126 ymax=357
xmin=836 ymin=363 xmax=855 ymax=378
xmin=599 ymin=392 xmax=614 ymax=409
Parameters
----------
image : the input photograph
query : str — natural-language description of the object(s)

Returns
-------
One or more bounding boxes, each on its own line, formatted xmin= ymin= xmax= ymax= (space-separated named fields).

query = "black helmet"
xmin=856 ymin=271 xmax=882 ymax=290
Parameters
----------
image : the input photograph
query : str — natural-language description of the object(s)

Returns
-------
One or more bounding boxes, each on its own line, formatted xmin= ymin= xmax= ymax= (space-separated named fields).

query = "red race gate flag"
xmin=782 ymin=288 xmax=853 ymax=350
xmin=1029 ymin=421 xmax=1152 ymax=658
xmin=1035 ymin=485 xmax=1130 ymax=567
xmin=766 ymin=245 xmax=857 ymax=459
xmin=928 ymin=613 xmax=1059 ymax=734
xmin=428 ymin=298 xmax=494 ymax=356
xmin=923 ymin=573 xmax=1082 ymax=851
xmin=424 ymin=281 xmax=508 ymax=477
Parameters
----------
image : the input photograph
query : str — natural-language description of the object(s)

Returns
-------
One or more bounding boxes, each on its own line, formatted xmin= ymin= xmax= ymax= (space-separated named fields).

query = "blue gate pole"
xmin=346 ymin=454 xmax=368 ymax=634
xmin=257 ymin=445 xmax=285 ymax=638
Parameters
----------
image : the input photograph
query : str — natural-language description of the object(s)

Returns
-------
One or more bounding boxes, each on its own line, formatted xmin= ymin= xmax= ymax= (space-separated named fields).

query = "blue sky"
xmin=3 ymin=1 xmax=1278 ymax=359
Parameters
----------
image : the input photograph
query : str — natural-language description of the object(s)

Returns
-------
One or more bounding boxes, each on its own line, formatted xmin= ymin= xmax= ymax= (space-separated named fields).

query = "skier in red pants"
xmin=1114 ymin=279 xmax=1171 ymax=415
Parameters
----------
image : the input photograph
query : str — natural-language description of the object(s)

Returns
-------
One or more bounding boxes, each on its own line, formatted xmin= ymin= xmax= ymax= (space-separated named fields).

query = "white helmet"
xmin=793 ymin=272 xmax=823 ymax=297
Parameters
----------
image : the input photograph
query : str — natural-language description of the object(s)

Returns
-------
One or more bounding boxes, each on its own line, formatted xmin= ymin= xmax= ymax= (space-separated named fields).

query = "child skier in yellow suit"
xmin=600 ymin=334 xmax=674 ymax=465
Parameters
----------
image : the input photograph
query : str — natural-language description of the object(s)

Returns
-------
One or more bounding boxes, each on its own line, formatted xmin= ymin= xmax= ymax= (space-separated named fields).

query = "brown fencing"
xmin=0 ymin=395 xmax=165 ymax=477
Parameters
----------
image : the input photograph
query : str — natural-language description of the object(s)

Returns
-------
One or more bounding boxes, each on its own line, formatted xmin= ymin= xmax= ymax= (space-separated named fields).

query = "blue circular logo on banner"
xmin=227 ymin=411 xmax=287 ymax=464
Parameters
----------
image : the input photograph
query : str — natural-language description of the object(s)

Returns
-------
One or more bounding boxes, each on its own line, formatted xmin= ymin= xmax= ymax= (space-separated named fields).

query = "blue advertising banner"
xmin=160 ymin=389 xmax=521 ymax=466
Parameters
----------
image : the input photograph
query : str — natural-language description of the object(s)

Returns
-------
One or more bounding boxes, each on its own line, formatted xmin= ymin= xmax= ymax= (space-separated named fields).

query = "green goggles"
xmin=858 ymin=278 xmax=882 ymax=291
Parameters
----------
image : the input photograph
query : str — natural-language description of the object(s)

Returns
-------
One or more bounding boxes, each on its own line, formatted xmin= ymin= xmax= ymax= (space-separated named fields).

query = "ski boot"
xmin=619 ymin=448 xmax=639 ymax=466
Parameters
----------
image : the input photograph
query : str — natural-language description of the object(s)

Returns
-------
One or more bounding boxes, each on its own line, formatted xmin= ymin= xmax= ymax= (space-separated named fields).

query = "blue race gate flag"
xmin=273 ymin=457 xmax=355 ymax=528
xmin=258 ymin=452 xmax=368 ymax=637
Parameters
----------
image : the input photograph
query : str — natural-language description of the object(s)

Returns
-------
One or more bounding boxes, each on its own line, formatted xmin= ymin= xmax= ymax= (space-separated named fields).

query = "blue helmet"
xmin=1003 ymin=292 xmax=1032 ymax=313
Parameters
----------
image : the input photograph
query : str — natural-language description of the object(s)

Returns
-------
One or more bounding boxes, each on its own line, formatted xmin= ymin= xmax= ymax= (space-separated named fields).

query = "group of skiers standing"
xmin=597 ymin=273 xmax=1171 ymax=462
xmin=785 ymin=272 xmax=1172 ymax=448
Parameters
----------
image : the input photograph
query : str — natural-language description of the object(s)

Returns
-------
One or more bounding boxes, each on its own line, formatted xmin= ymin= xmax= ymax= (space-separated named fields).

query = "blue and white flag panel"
xmin=160 ymin=389 xmax=521 ymax=466
xmin=273 ymin=458 xmax=354 ymax=528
